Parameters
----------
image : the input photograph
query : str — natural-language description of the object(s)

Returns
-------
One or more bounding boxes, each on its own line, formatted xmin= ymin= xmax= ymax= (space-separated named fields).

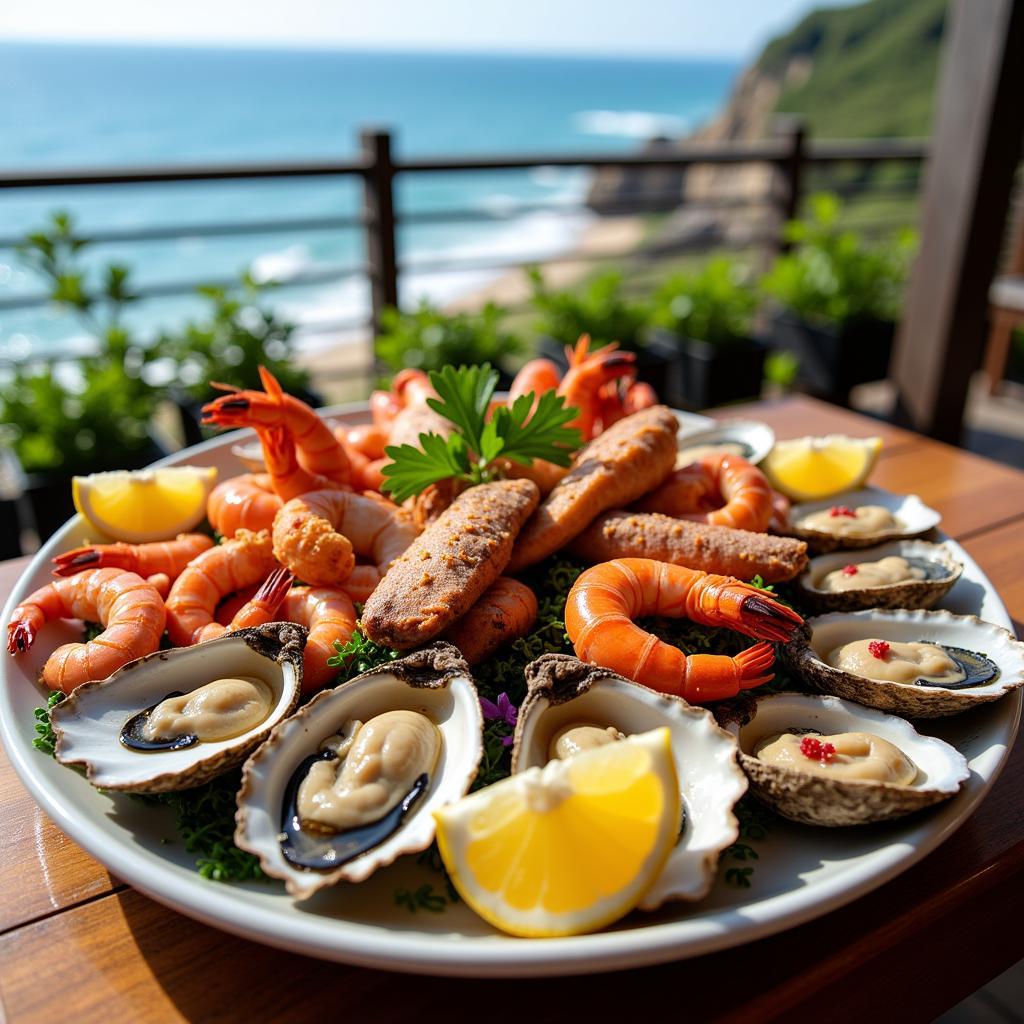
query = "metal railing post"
xmin=360 ymin=128 xmax=399 ymax=348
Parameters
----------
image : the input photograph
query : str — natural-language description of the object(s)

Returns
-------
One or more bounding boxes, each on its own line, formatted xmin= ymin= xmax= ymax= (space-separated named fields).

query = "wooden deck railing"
xmin=0 ymin=122 xmax=928 ymax=382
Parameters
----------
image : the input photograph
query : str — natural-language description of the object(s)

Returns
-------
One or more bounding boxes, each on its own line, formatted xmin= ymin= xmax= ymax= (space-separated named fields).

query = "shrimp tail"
xmin=735 ymin=641 xmax=776 ymax=690
xmin=51 ymin=546 xmax=107 ymax=575
xmin=740 ymin=594 xmax=804 ymax=643
xmin=253 ymin=566 xmax=294 ymax=611
xmin=7 ymin=621 xmax=35 ymax=654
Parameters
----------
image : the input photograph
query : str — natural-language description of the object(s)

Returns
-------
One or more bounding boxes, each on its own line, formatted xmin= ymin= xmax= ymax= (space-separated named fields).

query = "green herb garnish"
xmin=32 ymin=691 xmax=66 ymax=756
xmin=380 ymin=363 xmax=582 ymax=503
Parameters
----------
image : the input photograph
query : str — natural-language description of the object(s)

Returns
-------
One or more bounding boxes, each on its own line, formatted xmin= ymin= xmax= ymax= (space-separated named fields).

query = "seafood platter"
xmin=0 ymin=340 xmax=1020 ymax=976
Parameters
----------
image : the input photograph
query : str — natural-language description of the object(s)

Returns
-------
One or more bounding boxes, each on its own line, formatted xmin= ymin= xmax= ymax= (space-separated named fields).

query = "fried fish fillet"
xmin=568 ymin=510 xmax=808 ymax=583
xmin=505 ymin=405 xmax=678 ymax=572
xmin=362 ymin=478 xmax=539 ymax=649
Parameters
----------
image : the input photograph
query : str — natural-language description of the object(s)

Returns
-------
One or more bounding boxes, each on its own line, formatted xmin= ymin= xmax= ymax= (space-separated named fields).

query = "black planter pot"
xmin=765 ymin=311 xmax=895 ymax=406
xmin=535 ymin=334 xmax=678 ymax=400
xmin=23 ymin=437 xmax=172 ymax=545
xmin=651 ymin=328 xmax=767 ymax=411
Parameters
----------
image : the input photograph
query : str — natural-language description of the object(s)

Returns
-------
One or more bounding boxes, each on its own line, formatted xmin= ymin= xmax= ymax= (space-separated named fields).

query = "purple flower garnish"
xmin=480 ymin=692 xmax=518 ymax=729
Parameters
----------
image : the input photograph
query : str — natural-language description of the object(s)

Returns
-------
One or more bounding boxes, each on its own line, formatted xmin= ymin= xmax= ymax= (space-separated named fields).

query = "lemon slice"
xmin=762 ymin=434 xmax=882 ymax=502
xmin=434 ymin=728 xmax=680 ymax=937
xmin=72 ymin=467 xmax=218 ymax=542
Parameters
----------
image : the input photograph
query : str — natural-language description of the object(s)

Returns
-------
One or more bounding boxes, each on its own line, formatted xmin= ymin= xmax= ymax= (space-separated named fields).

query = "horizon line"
xmin=0 ymin=34 xmax=748 ymax=63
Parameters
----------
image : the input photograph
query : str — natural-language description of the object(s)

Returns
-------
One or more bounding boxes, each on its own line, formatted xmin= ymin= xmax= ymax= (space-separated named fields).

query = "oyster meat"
xmin=781 ymin=608 xmax=1024 ymax=717
xmin=234 ymin=642 xmax=483 ymax=899
xmin=51 ymin=623 xmax=306 ymax=793
xmin=718 ymin=692 xmax=969 ymax=826
xmin=513 ymin=654 xmax=747 ymax=909
xmin=796 ymin=539 xmax=963 ymax=612
xmin=783 ymin=488 xmax=941 ymax=554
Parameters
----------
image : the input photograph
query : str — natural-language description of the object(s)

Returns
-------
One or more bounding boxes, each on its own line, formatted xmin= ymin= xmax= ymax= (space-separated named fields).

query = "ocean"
xmin=0 ymin=42 xmax=738 ymax=361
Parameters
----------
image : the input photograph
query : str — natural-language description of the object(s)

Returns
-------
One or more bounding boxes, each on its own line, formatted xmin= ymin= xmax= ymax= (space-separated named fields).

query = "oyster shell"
xmin=512 ymin=654 xmax=747 ymax=909
xmin=717 ymin=692 xmax=969 ymax=826
xmin=234 ymin=642 xmax=483 ymax=899
xmin=796 ymin=539 xmax=963 ymax=612
xmin=781 ymin=608 xmax=1024 ymax=717
xmin=51 ymin=623 xmax=306 ymax=793
xmin=783 ymin=488 xmax=941 ymax=553
xmin=675 ymin=419 xmax=775 ymax=467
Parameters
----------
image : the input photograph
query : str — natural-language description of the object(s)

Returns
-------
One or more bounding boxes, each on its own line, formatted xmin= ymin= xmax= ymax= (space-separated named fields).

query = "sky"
xmin=0 ymin=0 xmax=855 ymax=59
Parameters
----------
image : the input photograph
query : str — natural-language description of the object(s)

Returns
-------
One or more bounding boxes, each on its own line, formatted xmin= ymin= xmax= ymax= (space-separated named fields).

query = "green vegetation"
xmin=650 ymin=257 xmax=757 ymax=345
xmin=375 ymin=301 xmax=521 ymax=377
xmin=760 ymin=193 xmax=916 ymax=326
xmin=380 ymin=363 xmax=580 ymax=503
xmin=529 ymin=267 xmax=649 ymax=350
xmin=2 ymin=214 xmax=160 ymax=475
xmin=160 ymin=274 xmax=310 ymax=405
xmin=761 ymin=0 xmax=947 ymax=139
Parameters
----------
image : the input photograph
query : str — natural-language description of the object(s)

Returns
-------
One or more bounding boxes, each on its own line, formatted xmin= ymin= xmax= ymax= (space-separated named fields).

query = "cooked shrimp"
xmin=565 ymin=558 xmax=803 ymax=703
xmin=332 ymin=426 xmax=388 ymax=492
xmin=257 ymin=424 xmax=348 ymax=501
xmin=272 ymin=490 xmax=419 ymax=587
xmin=508 ymin=358 xmax=562 ymax=415
xmin=202 ymin=366 xmax=350 ymax=485
xmin=193 ymin=567 xmax=293 ymax=643
xmin=558 ymin=336 xmax=636 ymax=440
xmin=7 ymin=569 xmax=166 ymax=693
xmin=277 ymin=586 xmax=357 ymax=692
xmin=215 ymin=584 xmax=259 ymax=625
xmin=344 ymin=423 xmax=388 ymax=460
xmin=164 ymin=529 xmax=279 ymax=646
xmin=506 ymin=405 xmax=679 ymax=572
xmin=635 ymin=453 xmax=773 ymax=533
xmin=207 ymin=473 xmax=281 ymax=537
xmin=52 ymin=535 xmax=213 ymax=595
xmin=387 ymin=370 xmax=451 ymax=449
xmin=443 ymin=577 xmax=538 ymax=665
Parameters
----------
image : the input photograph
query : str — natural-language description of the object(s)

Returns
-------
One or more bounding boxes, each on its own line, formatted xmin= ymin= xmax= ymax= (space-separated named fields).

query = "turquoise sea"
xmin=0 ymin=43 xmax=739 ymax=360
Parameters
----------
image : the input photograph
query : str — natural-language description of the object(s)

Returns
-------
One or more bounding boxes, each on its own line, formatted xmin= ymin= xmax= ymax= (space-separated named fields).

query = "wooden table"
xmin=1 ymin=395 xmax=1022 ymax=1023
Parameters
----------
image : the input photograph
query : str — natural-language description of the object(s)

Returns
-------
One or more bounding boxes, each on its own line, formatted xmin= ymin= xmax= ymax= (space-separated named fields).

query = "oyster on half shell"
xmin=512 ymin=654 xmax=747 ymax=910
xmin=781 ymin=608 xmax=1024 ymax=717
xmin=717 ymin=692 xmax=969 ymax=826
xmin=234 ymin=642 xmax=483 ymax=900
xmin=796 ymin=539 xmax=963 ymax=613
xmin=782 ymin=488 xmax=941 ymax=554
xmin=51 ymin=622 xmax=306 ymax=793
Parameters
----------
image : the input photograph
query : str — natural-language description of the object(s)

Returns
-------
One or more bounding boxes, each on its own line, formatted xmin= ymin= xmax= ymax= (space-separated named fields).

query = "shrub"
xmin=650 ymin=257 xmax=756 ymax=345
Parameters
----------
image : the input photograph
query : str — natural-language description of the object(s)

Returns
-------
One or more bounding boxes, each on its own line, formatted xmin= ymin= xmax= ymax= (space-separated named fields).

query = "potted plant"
xmin=4 ymin=214 xmax=167 ymax=540
xmin=528 ymin=267 xmax=677 ymax=396
xmin=160 ymin=274 xmax=315 ymax=447
xmin=375 ymin=301 xmax=521 ymax=386
xmin=649 ymin=257 xmax=764 ymax=409
xmin=760 ymin=193 xmax=917 ymax=405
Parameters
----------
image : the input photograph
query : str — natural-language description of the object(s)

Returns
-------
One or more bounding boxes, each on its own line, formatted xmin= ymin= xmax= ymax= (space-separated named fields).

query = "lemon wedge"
xmin=762 ymin=434 xmax=882 ymax=502
xmin=434 ymin=728 xmax=680 ymax=938
xmin=72 ymin=467 xmax=218 ymax=542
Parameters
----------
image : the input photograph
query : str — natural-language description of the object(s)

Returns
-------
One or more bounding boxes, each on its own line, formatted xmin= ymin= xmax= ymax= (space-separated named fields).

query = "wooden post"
xmin=890 ymin=0 xmax=1024 ymax=443
xmin=775 ymin=116 xmax=807 ymax=254
xmin=360 ymin=128 xmax=399 ymax=346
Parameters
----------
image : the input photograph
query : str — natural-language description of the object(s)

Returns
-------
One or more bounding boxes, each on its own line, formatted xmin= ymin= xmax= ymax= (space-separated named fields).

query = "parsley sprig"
xmin=380 ymin=363 xmax=582 ymax=503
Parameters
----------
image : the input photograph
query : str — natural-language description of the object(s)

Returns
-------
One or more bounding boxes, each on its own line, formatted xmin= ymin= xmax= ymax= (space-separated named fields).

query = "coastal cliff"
xmin=588 ymin=0 xmax=946 ymax=216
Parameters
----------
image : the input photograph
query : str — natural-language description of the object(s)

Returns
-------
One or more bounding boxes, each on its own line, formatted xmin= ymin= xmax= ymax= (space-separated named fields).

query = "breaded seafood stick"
xmin=569 ymin=511 xmax=808 ymax=583
xmin=362 ymin=479 xmax=539 ymax=649
xmin=506 ymin=405 xmax=678 ymax=573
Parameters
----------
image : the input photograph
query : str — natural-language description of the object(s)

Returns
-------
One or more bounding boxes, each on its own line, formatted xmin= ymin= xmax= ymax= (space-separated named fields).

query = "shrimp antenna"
xmin=258 ymin=366 xmax=285 ymax=403
xmin=210 ymin=381 xmax=240 ymax=393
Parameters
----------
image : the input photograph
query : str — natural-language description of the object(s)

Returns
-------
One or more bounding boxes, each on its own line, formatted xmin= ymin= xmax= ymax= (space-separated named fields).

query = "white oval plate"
xmin=0 ymin=404 xmax=1019 ymax=978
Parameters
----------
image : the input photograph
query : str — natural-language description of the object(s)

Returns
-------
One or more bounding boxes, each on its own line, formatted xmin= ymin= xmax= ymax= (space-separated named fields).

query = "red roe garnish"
xmin=868 ymin=640 xmax=890 ymax=660
xmin=800 ymin=737 xmax=837 ymax=763
xmin=830 ymin=505 xmax=857 ymax=518
xmin=841 ymin=564 xmax=859 ymax=576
